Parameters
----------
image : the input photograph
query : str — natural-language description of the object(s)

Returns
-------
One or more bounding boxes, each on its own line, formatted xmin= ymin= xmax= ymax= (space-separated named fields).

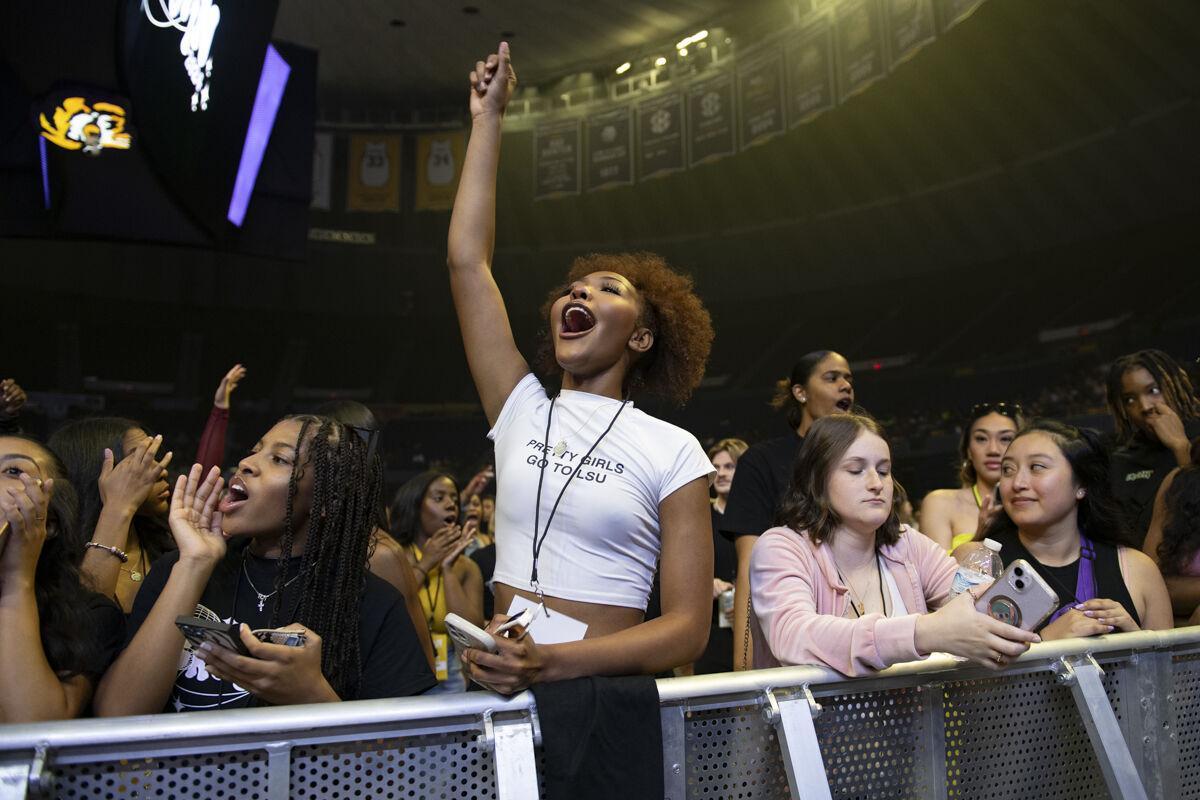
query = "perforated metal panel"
xmin=684 ymin=703 xmax=789 ymax=799
xmin=290 ymin=731 xmax=496 ymax=800
xmin=943 ymin=672 xmax=1109 ymax=799
xmin=1173 ymin=653 xmax=1200 ymax=799
xmin=813 ymin=685 xmax=931 ymax=800
xmin=53 ymin=750 xmax=268 ymax=800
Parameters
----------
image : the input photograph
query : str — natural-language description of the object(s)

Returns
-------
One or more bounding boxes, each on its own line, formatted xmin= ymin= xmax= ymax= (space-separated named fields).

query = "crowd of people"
xmin=2 ymin=44 xmax=1198 ymax=726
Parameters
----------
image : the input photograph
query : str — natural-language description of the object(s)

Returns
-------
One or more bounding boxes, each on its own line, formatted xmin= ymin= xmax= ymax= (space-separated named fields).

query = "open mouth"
xmin=835 ymin=398 xmax=853 ymax=412
xmin=219 ymin=478 xmax=249 ymax=514
xmin=443 ymin=512 xmax=458 ymax=525
xmin=561 ymin=302 xmax=596 ymax=336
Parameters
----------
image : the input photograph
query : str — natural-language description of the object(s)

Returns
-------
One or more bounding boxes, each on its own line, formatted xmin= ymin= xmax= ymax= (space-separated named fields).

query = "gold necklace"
xmin=121 ymin=547 xmax=147 ymax=583
xmin=829 ymin=549 xmax=884 ymax=617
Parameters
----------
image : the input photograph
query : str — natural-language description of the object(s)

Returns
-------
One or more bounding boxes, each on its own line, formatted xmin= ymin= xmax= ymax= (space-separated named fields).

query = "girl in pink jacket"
xmin=750 ymin=414 xmax=1039 ymax=676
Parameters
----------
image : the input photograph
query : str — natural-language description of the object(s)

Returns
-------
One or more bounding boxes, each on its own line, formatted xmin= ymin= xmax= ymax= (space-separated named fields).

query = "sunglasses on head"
xmin=970 ymin=402 xmax=1023 ymax=419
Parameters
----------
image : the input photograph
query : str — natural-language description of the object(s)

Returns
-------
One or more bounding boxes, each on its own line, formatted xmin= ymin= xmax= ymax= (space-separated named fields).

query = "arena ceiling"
xmin=272 ymin=0 xmax=772 ymax=108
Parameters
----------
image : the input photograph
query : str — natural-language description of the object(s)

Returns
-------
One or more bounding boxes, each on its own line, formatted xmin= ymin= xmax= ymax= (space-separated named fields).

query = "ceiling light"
xmin=676 ymin=29 xmax=710 ymax=50
xmin=615 ymin=62 xmax=631 ymax=75
xmin=678 ymin=47 xmax=688 ymax=57
xmin=654 ymin=56 xmax=666 ymax=67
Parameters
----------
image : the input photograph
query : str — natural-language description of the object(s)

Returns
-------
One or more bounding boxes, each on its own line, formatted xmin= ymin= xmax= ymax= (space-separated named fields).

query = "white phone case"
xmin=444 ymin=612 xmax=499 ymax=654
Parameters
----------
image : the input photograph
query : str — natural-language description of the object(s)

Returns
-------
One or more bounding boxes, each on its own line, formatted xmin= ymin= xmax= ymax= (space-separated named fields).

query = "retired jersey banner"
xmin=785 ymin=18 xmax=836 ymax=128
xmin=836 ymin=0 xmax=888 ymax=100
xmin=687 ymin=74 xmax=736 ymax=167
xmin=636 ymin=92 xmax=685 ymax=181
xmin=414 ymin=131 xmax=465 ymax=211
xmin=738 ymin=50 xmax=786 ymax=150
xmin=346 ymin=134 xmax=400 ymax=212
xmin=586 ymin=106 xmax=633 ymax=191
xmin=938 ymin=0 xmax=985 ymax=32
xmin=534 ymin=118 xmax=582 ymax=200
xmin=887 ymin=0 xmax=936 ymax=68
xmin=311 ymin=132 xmax=333 ymax=210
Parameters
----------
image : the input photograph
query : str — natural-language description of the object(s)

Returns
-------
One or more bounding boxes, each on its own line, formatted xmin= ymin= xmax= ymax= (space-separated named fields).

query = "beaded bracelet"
xmin=85 ymin=541 xmax=129 ymax=563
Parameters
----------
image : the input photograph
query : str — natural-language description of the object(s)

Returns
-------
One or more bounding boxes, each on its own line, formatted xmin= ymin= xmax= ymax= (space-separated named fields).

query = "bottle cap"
xmin=983 ymin=538 xmax=1002 ymax=553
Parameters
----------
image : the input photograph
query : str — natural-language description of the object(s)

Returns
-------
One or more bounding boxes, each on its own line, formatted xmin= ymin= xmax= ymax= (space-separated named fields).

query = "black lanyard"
xmin=530 ymin=393 xmax=628 ymax=594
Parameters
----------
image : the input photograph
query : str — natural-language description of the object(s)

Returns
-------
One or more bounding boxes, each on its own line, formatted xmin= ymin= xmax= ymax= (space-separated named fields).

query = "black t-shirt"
xmin=719 ymin=433 xmax=803 ymax=541
xmin=471 ymin=543 xmax=497 ymax=621
xmin=51 ymin=591 xmax=125 ymax=679
xmin=125 ymin=546 xmax=436 ymax=712
xmin=1110 ymin=422 xmax=1200 ymax=543
xmin=992 ymin=527 xmax=1140 ymax=630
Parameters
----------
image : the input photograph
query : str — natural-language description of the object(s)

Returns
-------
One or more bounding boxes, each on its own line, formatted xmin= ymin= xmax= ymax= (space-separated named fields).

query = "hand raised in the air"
xmin=469 ymin=41 xmax=516 ymax=120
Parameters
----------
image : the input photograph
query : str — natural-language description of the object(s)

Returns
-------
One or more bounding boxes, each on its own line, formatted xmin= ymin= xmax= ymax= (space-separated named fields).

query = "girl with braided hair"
xmin=1106 ymin=349 xmax=1200 ymax=542
xmin=94 ymin=416 xmax=434 ymax=715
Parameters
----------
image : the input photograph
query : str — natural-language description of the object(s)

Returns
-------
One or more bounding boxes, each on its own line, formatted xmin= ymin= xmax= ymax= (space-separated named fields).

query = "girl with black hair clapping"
xmin=50 ymin=418 xmax=175 ymax=612
xmin=0 ymin=435 xmax=125 ymax=722
xmin=94 ymin=416 xmax=434 ymax=715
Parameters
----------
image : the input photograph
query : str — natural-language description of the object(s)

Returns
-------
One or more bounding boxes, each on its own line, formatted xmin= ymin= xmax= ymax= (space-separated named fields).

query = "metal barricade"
xmin=1 ymin=627 xmax=1198 ymax=799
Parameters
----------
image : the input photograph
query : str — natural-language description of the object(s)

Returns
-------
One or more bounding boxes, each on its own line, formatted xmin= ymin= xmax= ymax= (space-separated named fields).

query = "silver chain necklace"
xmin=242 ymin=561 xmax=303 ymax=612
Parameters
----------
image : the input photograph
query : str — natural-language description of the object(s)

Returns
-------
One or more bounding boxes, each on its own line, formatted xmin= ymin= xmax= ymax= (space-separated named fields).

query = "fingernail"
xmin=1083 ymin=611 xmax=1095 ymax=617
xmin=199 ymin=643 xmax=212 ymax=653
xmin=1106 ymin=626 xmax=1115 ymax=632
xmin=1073 ymin=604 xmax=1085 ymax=610
xmin=1033 ymin=635 xmax=1042 ymax=643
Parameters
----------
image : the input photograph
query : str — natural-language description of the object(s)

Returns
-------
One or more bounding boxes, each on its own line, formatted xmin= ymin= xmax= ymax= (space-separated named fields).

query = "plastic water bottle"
xmin=948 ymin=539 xmax=1003 ymax=599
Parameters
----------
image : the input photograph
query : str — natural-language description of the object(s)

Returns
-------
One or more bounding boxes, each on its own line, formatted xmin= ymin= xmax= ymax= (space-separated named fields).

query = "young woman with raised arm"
xmin=448 ymin=42 xmax=716 ymax=694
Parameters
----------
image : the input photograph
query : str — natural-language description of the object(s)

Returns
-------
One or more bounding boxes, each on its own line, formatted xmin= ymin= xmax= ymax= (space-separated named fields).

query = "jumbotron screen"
xmin=0 ymin=0 xmax=315 ymax=259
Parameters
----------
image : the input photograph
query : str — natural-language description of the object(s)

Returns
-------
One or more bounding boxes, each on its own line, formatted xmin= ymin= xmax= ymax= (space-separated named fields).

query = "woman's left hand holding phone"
xmin=200 ymin=624 xmax=338 ymax=705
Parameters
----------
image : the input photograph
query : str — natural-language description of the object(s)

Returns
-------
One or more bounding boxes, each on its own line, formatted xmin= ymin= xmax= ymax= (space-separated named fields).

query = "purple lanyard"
xmin=1047 ymin=535 xmax=1097 ymax=623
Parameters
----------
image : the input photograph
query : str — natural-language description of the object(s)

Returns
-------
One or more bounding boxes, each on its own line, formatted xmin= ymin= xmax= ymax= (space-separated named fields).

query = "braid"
xmin=269 ymin=418 xmax=312 ymax=628
xmin=1106 ymin=350 xmax=1200 ymax=445
xmin=277 ymin=415 xmax=378 ymax=700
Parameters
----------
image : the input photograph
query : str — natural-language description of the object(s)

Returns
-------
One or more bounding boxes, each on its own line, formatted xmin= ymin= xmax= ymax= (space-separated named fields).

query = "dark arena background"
xmin=2 ymin=0 xmax=1195 ymax=499
xmin=2 ymin=2 xmax=1200 ymax=796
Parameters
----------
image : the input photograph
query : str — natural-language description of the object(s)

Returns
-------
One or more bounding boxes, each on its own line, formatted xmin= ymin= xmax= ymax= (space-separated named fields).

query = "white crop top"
xmin=488 ymin=373 xmax=715 ymax=609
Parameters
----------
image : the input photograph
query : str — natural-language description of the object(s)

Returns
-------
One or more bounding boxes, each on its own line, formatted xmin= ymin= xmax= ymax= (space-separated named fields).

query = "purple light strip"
xmin=227 ymin=44 xmax=291 ymax=227
xmin=39 ymin=136 xmax=50 ymax=209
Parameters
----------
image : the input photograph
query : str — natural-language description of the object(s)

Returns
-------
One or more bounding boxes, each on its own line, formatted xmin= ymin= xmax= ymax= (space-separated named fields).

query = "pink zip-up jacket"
xmin=750 ymin=524 xmax=959 ymax=676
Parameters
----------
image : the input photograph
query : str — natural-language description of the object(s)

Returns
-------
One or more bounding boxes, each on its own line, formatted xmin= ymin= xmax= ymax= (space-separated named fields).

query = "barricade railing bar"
xmin=1 ymin=627 xmax=1198 ymax=799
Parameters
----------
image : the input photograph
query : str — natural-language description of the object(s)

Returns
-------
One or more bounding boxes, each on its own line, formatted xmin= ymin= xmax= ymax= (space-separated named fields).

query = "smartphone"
xmin=254 ymin=628 xmax=307 ymax=647
xmin=444 ymin=612 xmax=499 ymax=654
xmin=975 ymin=559 xmax=1059 ymax=631
xmin=175 ymin=615 xmax=251 ymax=656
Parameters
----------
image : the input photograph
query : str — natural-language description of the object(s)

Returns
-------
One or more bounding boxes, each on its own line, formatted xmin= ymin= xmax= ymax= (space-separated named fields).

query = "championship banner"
xmin=414 ymin=131 xmax=465 ymax=211
xmin=938 ymin=0 xmax=985 ymax=32
xmin=534 ymin=118 xmax=582 ymax=200
xmin=785 ymin=17 xmax=836 ymax=128
xmin=636 ymin=92 xmax=685 ymax=181
xmin=346 ymin=134 xmax=400 ymax=212
xmin=586 ymin=106 xmax=633 ymax=191
xmin=687 ymin=73 xmax=736 ymax=168
xmin=835 ymin=0 xmax=888 ymax=100
xmin=737 ymin=49 xmax=785 ymax=151
xmin=311 ymin=132 xmax=332 ymax=210
xmin=887 ymin=0 xmax=937 ymax=68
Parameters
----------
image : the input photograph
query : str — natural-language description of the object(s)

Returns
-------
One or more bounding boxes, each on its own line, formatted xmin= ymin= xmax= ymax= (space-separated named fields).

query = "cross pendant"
xmin=257 ymin=594 xmax=268 ymax=612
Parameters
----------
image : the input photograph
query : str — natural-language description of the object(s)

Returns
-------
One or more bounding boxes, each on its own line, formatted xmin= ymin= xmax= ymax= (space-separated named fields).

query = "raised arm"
xmin=446 ymin=42 xmax=530 ymax=426
xmin=94 ymin=465 xmax=226 ymax=716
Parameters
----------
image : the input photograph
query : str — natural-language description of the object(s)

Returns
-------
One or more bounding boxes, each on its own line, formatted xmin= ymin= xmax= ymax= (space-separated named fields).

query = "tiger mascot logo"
xmin=40 ymin=97 xmax=132 ymax=156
